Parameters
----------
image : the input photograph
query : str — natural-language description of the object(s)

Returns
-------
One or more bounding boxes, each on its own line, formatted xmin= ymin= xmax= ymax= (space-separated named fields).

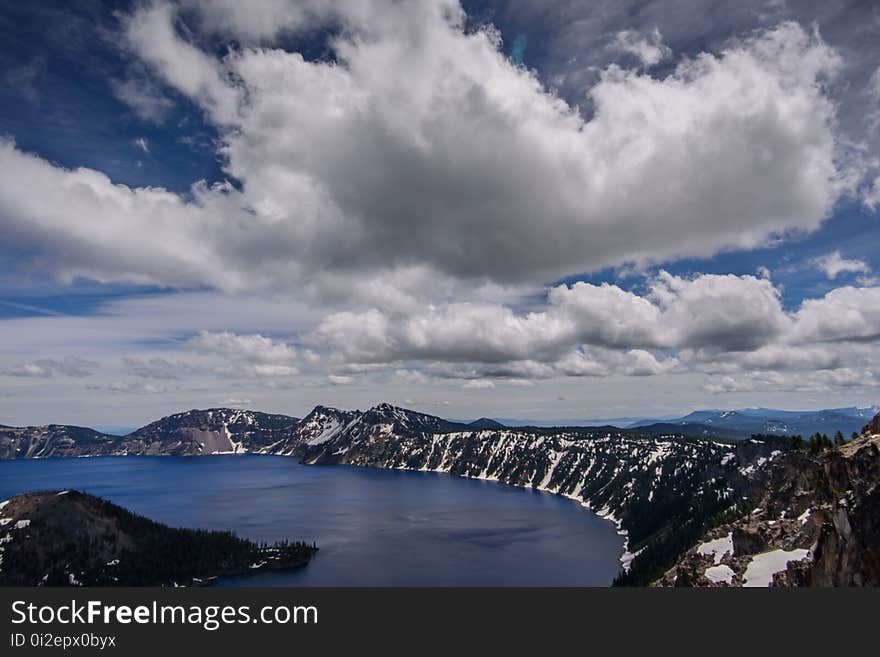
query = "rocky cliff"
xmin=653 ymin=413 xmax=880 ymax=586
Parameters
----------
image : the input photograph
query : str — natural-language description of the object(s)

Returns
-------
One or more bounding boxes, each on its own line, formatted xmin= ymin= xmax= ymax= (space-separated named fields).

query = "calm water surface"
xmin=0 ymin=455 xmax=623 ymax=586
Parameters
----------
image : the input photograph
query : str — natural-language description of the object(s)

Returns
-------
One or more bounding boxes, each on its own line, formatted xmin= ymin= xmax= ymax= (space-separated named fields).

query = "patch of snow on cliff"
xmin=697 ymin=533 xmax=733 ymax=564
xmin=704 ymin=564 xmax=735 ymax=584
xmin=307 ymin=417 xmax=342 ymax=445
xmin=743 ymin=549 xmax=810 ymax=587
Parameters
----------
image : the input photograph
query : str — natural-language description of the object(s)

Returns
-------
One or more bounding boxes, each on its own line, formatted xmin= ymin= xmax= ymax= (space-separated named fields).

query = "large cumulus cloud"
xmin=311 ymin=271 xmax=880 ymax=384
xmin=0 ymin=2 xmax=850 ymax=293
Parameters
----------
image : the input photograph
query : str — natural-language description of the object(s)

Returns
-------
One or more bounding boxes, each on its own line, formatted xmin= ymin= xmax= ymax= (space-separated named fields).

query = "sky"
xmin=1 ymin=0 xmax=880 ymax=428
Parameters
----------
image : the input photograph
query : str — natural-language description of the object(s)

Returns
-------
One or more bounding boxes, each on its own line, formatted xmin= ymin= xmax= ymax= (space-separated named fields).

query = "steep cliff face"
xmin=654 ymin=414 xmax=880 ymax=587
xmin=286 ymin=404 xmax=788 ymax=574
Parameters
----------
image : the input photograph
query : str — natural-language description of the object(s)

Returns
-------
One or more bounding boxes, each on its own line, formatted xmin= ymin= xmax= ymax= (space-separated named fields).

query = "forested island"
xmin=0 ymin=490 xmax=317 ymax=586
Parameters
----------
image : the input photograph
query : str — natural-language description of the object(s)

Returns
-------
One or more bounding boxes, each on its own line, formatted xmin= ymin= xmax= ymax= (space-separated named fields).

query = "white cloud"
xmin=187 ymin=330 xmax=300 ymax=378
xmin=703 ymin=367 xmax=878 ymax=395
xmin=0 ymin=9 xmax=852 ymax=295
xmin=311 ymin=272 xmax=880 ymax=388
xmin=217 ymin=397 xmax=252 ymax=406
xmin=123 ymin=3 xmax=241 ymax=123
xmin=187 ymin=330 xmax=297 ymax=363
xmin=462 ymin=379 xmax=495 ymax=389
xmin=112 ymin=77 xmax=176 ymax=123
xmin=4 ymin=362 xmax=51 ymax=378
xmin=789 ymin=287 xmax=880 ymax=344
xmin=812 ymin=250 xmax=870 ymax=279
xmin=101 ymin=381 xmax=172 ymax=395
xmin=862 ymin=175 xmax=880 ymax=210
xmin=123 ymin=357 xmax=192 ymax=380
xmin=610 ymin=28 xmax=671 ymax=66
xmin=312 ymin=271 xmax=787 ymax=366
xmin=3 ymin=357 xmax=97 ymax=378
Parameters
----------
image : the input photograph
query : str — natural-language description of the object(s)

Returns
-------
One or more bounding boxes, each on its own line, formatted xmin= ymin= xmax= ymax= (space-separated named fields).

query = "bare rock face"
xmin=654 ymin=409 xmax=880 ymax=587
xmin=862 ymin=412 xmax=880 ymax=438
xmin=731 ymin=526 xmax=768 ymax=556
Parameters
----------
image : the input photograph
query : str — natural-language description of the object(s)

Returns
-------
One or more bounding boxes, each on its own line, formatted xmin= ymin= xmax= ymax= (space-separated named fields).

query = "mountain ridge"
xmin=629 ymin=406 xmax=875 ymax=438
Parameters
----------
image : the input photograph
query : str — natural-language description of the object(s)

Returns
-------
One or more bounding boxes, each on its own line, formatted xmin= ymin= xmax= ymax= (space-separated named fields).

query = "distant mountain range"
xmin=3 ymin=404 xmax=875 ymax=461
xmin=464 ymin=406 xmax=878 ymax=439
xmin=627 ymin=406 xmax=880 ymax=439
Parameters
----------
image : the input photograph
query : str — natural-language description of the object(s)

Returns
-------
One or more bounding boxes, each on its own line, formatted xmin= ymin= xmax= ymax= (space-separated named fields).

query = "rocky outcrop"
xmin=654 ymin=413 xmax=880 ymax=587
xmin=862 ymin=412 xmax=880 ymax=438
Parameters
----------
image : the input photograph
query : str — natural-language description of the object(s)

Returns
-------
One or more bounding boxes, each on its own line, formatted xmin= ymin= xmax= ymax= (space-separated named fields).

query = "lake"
xmin=0 ymin=455 xmax=624 ymax=586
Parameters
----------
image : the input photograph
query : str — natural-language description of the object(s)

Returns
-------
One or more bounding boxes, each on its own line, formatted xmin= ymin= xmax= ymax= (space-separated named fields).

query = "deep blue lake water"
xmin=0 ymin=455 xmax=624 ymax=586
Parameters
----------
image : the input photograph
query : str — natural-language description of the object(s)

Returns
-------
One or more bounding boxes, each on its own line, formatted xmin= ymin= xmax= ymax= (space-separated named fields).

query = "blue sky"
xmin=1 ymin=1 xmax=879 ymax=426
